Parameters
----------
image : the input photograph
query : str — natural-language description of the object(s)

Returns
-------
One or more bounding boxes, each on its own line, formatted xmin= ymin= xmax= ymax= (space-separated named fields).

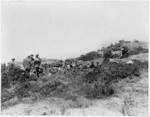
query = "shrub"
xmin=81 ymin=82 xmax=114 ymax=99
xmin=1 ymin=67 xmax=26 ymax=88
xmin=1 ymin=67 xmax=37 ymax=99
xmin=132 ymin=60 xmax=148 ymax=71
xmin=16 ymin=81 xmax=31 ymax=98
xmin=129 ymin=46 xmax=148 ymax=55
xmin=82 ymin=61 xmax=142 ymax=99
xmin=104 ymin=40 xmax=125 ymax=51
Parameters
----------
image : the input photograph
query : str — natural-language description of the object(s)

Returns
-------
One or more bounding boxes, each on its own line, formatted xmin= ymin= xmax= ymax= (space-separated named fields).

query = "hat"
xmin=12 ymin=58 xmax=15 ymax=60
xmin=30 ymin=54 xmax=34 ymax=56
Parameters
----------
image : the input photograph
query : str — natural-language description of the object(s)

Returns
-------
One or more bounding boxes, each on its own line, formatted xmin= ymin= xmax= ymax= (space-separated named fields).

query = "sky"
xmin=1 ymin=0 xmax=149 ymax=63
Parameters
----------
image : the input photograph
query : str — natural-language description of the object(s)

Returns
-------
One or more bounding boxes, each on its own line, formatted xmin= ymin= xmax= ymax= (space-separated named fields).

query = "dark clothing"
xmin=31 ymin=57 xmax=34 ymax=61
xmin=89 ymin=64 xmax=95 ymax=68
xmin=25 ymin=68 xmax=31 ymax=75
xmin=35 ymin=67 xmax=43 ymax=77
xmin=34 ymin=57 xmax=41 ymax=77
xmin=34 ymin=57 xmax=41 ymax=68
xmin=30 ymin=57 xmax=34 ymax=68
xmin=35 ymin=67 xmax=40 ymax=77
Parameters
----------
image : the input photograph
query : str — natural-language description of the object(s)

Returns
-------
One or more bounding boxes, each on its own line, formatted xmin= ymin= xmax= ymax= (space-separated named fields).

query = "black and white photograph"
xmin=1 ymin=0 xmax=149 ymax=116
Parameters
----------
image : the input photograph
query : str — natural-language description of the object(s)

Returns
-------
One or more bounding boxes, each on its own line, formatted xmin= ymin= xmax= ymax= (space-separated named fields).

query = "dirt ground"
xmin=1 ymin=71 xmax=148 ymax=116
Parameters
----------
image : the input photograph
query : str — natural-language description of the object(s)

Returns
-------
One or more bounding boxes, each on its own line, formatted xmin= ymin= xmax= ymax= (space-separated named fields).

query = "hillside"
xmin=78 ymin=40 xmax=148 ymax=61
xmin=122 ymin=40 xmax=148 ymax=50
xmin=1 ymin=53 xmax=148 ymax=116
xmin=1 ymin=39 xmax=148 ymax=116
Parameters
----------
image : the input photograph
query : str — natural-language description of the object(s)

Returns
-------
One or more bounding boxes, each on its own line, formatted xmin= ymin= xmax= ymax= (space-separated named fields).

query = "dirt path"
xmin=1 ymin=72 xmax=148 ymax=116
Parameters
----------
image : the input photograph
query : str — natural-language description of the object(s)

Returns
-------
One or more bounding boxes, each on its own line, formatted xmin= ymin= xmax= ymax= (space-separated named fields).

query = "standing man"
xmin=23 ymin=56 xmax=31 ymax=75
xmin=30 ymin=54 xmax=34 ymax=68
xmin=8 ymin=58 xmax=16 ymax=70
xmin=34 ymin=54 xmax=42 ymax=77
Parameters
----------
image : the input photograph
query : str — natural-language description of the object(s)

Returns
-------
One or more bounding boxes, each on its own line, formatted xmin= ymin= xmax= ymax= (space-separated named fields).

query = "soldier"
xmin=89 ymin=61 xmax=95 ymax=69
xmin=30 ymin=54 xmax=35 ymax=69
xmin=34 ymin=54 xmax=42 ymax=77
xmin=7 ymin=58 xmax=16 ymax=70
xmin=23 ymin=56 xmax=31 ymax=75
xmin=1 ymin=63 xmax=6 ymax=72
xmin=30 ymin=54 xmax=34 ymax=60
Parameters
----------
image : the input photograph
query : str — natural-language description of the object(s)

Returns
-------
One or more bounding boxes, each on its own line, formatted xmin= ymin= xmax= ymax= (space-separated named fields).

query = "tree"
xmin=78 ymin=51 xmax=101 ymax=61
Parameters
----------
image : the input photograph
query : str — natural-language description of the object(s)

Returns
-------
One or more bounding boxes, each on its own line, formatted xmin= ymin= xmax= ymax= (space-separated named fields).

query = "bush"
xmin=39 ymin=79 xmax=69 ymax=97
xmin=132 ymin=60 xmax=148 ymax=71
xmin=129 ymin=46 xmax=148 ymax=55
xmin=82 ymin=61 xmax=143 ymax=99
xmin=1 ymin=67 xmax=37 ymax=100
xmin=1 ymin=67 xmax=26 ymax=88
xmin=16 ymin=81 xmax=31 ymax=98
xmin=104 ymin=40 xmax=125 ymax=51
xmin=81 ymin=82 xmax=114 ymax=99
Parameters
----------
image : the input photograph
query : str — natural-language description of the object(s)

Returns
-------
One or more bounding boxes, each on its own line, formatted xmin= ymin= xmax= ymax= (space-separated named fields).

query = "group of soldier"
xmin=6 ymin=54 xmax=42 ymax=77
xmin=23 ymin=54 xmax=42 ymax=77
